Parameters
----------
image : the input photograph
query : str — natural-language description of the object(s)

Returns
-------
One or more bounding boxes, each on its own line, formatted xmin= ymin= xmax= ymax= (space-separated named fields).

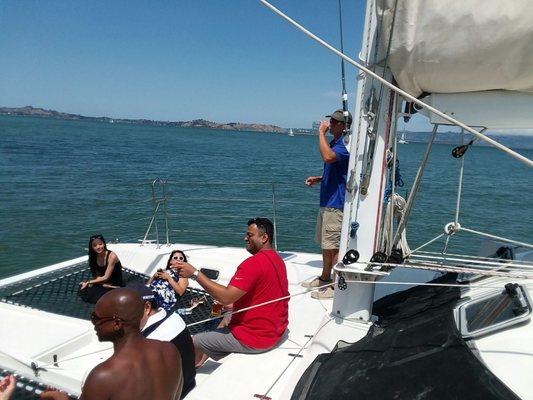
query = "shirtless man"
xmin=41 ymin=288 xmax=183 ymax=400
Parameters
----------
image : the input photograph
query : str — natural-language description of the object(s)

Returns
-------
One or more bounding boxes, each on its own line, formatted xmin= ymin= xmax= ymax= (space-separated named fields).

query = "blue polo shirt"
xmin=319 ymin=136 xmax=349 ymax=209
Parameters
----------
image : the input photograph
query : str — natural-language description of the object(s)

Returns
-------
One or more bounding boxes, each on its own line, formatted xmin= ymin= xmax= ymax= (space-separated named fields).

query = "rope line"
xmin=408 ymin=254 xmax=533 ymax=270
xmin=392 ymin=123 xmax=439 ymax=247
xmin=394 ymin=262 xmax=533 ymax=279
xmin=26 ymin=268 xmax=528 ymax=373
xmin=260 ymin=318 xmax=334 ymax=398
xmin=459 ymin=227 xmax=533 ymax=250
xmin=415 ymin=250 xmax=533 ymax=265
xmin=408 ymin=233 xmax=445 ymax=255
xmin=34 ymin=282 xmax=336 ymax=369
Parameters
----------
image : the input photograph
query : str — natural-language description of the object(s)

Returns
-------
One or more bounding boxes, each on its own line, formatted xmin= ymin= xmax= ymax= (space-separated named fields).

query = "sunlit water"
xmin=1 ymin=115 xmax=531 ymax=298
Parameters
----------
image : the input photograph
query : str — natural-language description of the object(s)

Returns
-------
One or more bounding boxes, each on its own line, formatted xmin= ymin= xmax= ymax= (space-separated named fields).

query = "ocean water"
xmin=1 ymin=115 xmax=532 ymax=289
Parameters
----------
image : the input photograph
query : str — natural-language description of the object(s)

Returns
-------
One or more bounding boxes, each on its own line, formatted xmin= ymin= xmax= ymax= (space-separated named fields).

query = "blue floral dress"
xmin=149 ymin=269 xmax=181 ymax=311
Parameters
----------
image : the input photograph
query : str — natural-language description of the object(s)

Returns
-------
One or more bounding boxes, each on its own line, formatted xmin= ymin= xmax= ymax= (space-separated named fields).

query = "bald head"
xmin=97 ymin=288 xmax=144 ymax=329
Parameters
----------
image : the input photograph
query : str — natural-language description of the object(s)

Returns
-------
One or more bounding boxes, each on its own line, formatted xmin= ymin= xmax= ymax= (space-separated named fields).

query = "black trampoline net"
xmin=0 ymin=370 xmax=77 ymax=400
xmin=0 ymin=262 xmax=218 ymax=399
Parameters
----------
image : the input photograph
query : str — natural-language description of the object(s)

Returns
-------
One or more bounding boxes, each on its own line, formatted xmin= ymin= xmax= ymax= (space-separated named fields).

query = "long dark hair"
xmin=88 ymin=234 xmax=107 ymax=277
xmin=165 ymin=250 xmax=188 ymax=269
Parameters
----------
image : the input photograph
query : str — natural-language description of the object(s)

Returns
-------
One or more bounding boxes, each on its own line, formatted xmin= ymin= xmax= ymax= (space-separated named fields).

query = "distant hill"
xmin=402 ymin=130 xmax=533 ymax=151
xmin=0 ymin=106 xmax=285 ymax=133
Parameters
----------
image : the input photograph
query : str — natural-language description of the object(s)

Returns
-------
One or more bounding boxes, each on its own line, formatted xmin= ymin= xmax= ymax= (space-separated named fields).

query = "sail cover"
xmin=377 ymin=0 xmax=533 ymax=97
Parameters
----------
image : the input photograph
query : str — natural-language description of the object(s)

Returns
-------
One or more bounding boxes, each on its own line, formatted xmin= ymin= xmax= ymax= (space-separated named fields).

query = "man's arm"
xmin=318 ymin=120 xmax=337 ymax=164
xmin=178 ymin=262 xmax=245 ymax=306
xmin=304 ymin=175 xmax=322 ymax=187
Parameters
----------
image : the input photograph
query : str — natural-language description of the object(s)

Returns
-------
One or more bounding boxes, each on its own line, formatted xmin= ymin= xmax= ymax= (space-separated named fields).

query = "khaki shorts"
xmin=315 ymin=207 xmax=343 ymax=250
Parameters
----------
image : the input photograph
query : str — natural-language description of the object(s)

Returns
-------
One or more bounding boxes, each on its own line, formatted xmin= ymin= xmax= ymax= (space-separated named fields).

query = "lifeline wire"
xmin=32 ymin=266 xmax=531 ymax=372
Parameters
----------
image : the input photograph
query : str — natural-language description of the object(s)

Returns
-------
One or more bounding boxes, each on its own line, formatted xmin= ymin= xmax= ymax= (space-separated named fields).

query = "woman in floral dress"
xmin=147 ymin=250 xmax=189 ymax=311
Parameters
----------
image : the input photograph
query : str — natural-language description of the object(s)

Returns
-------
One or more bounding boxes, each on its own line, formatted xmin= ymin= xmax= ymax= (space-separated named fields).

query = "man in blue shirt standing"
xmin=303 ymin=109 xmax=351 ymax=299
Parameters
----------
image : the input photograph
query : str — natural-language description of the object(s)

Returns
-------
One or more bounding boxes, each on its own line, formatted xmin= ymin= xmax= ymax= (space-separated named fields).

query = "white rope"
xmin=35 ymin=283 xmax=336 ymax=369
xmin=32 ymin=346 xmax=113 ymax=370
xmin=31 ymin=269 xmax=524 ymax=371
xmin=454 ymin=129 xmax=467 ymax=225
xmin=343 ymin=279 xmax=507 ymax=290
xmin=408 ymin=225 xmax=533 ymax=260
xmin=415 ymin=250 xmax=533 ymax=265
xmin=260 ymin=319 xmax=333 ymax=398
xmin=185 ymin=284 xmax=330 ymax=328
xmin=259 ymin=0 xmax=533 ymax=168
xmin=408 ymin=233 xmax=445 ymax=255
xmin=409 ymin=253 xmax=533 ymax=270
xmin=393 ymin=124 xmax=439 ymax=247
xmin=388 ymin=155 xmax=397 ymax=256
xmin=392 ymin=262 xmax=533 ymax=279
xmin=382 ymin=193 xmax=411 ymax=255
xmin=459 ymin=226 xmax=533 ymax=250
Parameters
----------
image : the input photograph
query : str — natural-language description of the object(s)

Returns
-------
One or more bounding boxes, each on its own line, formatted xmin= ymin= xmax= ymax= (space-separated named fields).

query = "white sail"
xmin=377 ymin=0 xmax=533 ymax=97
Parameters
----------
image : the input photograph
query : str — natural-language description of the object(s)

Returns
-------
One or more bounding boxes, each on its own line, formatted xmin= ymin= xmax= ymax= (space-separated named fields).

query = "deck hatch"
xmin=457 ymin=283 xmax=532 ymax=339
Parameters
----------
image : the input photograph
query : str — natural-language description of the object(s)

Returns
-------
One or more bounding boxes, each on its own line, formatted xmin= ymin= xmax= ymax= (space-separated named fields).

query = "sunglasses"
xmin=90 ymin=234 xmax=104 ymax=241
xmin=172 ymin=255 xmax=185 ymax=261
xmin=90 ymin=312 xmax=120 ymax=324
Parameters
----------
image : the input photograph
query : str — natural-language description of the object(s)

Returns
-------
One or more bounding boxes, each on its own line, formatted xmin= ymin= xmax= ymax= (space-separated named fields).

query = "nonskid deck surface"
xmin=0 ymin=262 xmax=217 ymax=335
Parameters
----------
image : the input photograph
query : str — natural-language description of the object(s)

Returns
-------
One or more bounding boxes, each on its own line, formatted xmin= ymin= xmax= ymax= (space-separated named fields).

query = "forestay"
xmin=377 ymin=0 xmax=533 ymax=97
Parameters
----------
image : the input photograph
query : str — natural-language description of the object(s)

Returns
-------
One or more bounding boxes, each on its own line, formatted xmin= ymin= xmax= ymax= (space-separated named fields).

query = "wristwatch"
xmin=190 ymin=269 xmax=200 ymax=281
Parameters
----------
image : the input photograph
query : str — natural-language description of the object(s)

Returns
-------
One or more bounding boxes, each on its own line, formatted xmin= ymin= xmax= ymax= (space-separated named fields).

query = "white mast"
xmin=332 ymin=0 xmax=393 ymax=321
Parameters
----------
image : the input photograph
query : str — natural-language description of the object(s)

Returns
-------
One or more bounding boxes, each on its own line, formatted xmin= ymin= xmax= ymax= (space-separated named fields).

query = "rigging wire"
xmin=408 ymin=254 xmax=533 ymax=270
xmin=32 ymin=271 xmax=530 ymax=372
xmin=337 ymin=0 xmax=349 ymax=129
xmin=392 ymin=123 xmax=439 ymax=247
xmin=258 ymin=0 xmax=533 ymax=167
xmin=416 ymin=250 xmax=533 ymax=265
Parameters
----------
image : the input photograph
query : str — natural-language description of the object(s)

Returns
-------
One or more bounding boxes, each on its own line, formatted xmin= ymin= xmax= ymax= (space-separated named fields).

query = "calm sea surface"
xmin=1 ymin=115 xmax=532 ymax=296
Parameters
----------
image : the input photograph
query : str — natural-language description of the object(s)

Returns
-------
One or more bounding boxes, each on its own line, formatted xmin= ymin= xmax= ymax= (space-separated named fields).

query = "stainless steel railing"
xmin=142 ymin=178 xmax=170 ymax=246
xmin=141 ymin=179 xmax=316 ymax=250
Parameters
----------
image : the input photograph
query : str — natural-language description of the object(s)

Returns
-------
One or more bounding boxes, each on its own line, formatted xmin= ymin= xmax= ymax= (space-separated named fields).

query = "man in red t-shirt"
xmin=177 ymin=217 xmax=289 ymax=367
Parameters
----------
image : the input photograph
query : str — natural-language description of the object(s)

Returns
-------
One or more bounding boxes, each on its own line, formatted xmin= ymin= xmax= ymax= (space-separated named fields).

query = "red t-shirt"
xmin=228 ymin=249 xmax=289 ymax=349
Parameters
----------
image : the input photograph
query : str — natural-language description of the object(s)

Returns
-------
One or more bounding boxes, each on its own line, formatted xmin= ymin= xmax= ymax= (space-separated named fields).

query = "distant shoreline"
xmin=0 ymin=106 xmax=289 ymax=134
xmin=1 ymin=106 xmax=531 ymax=148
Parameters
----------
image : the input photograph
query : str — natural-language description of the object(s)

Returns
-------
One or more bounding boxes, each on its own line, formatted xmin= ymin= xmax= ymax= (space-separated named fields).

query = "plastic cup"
xmin=211 ymin=301 xmax=223 ymax=317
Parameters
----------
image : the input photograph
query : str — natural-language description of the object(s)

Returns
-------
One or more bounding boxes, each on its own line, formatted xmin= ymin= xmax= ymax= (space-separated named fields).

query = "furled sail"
xmin=377 ymin=0 xmax=533 ymax=97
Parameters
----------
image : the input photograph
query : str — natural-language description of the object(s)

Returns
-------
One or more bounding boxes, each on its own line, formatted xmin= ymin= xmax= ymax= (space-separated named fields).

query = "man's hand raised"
xmin=305 ymin=176 xmax=322 ymax=187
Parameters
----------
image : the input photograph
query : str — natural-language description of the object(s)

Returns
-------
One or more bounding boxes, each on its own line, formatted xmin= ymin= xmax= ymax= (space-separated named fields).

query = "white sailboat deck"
xmin=1 ymin=243 xmax=532 ymax=398
xmin=0 ymin=243 xmax=373 ymax=398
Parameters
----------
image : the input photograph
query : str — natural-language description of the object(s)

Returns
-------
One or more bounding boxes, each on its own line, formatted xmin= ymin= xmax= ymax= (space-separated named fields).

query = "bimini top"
xmin=377 ymin=0 xmax=533 ymax=97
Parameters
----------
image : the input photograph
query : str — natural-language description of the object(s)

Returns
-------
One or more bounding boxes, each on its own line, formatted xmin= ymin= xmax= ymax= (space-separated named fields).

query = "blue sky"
xmin=0 ymin=1 xmax=368 ymax=129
